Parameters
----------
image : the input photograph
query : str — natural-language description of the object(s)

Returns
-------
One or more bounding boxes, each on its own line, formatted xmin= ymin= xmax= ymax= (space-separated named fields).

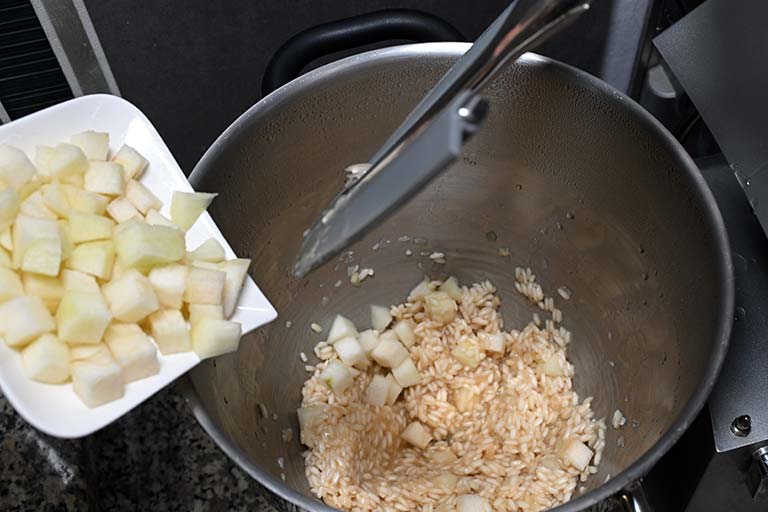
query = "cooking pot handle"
xmin=262 ymin=9 xmax=464 ymax=96
xmin=617 ymin=480 xmax=653 ymax=512
xmin=585 ymin=479 xmax=652 ymax=512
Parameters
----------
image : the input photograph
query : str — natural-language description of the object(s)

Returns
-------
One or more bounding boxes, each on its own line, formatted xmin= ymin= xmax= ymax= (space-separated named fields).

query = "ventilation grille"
xmin=0 ymin=0 xmax=73 ymax=121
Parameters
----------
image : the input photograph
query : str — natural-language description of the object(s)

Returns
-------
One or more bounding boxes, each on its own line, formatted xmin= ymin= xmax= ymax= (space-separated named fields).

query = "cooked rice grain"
xmin=301 ymin=279 xmax=603 ymax=512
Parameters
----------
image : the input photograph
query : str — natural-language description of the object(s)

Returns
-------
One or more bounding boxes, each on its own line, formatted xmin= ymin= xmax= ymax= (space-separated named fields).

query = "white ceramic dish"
xmin=0 ymin=94 xmax=277 ymax=438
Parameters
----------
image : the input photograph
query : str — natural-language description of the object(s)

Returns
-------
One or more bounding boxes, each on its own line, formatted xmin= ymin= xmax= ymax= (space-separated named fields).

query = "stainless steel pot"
xmin=186 ymin=43 xmax=733 ymax=511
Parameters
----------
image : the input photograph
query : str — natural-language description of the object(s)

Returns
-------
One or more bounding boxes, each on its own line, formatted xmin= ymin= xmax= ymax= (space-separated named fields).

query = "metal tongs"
xmin=293 ymin=0 xmax=592 ymax=277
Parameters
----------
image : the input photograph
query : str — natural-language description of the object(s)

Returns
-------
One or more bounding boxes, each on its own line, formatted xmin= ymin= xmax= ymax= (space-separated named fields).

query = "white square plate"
xmin=0 ymin=94 xmax=277 ymax=438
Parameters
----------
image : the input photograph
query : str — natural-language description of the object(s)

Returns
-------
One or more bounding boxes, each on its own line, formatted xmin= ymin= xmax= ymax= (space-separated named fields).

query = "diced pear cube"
xmin=430 ymin=449 xmax=458 ymax=464
xmin=371 ymin=335 xmax=409 ymax=368
xmin=191 ymin=260 xmax=219 ymax=270
xmin=113 ymin=220 xmax=185 ymax=271
xmin=71 ymin=130 xmax=109 ymax=160
xmin=67 ymin=211 xmax=114 ymax=243
xmin=370 ymin=304 xmax=392 ymax=332
xmin=65 ymin=240 xmax=115 ymax=279
xmin=219 ymin=258 xmax=250 ymax=317
xmin=483 ymin=332 xmax=505 ymax=354
xmin=148 ymin=264 xmax=187 ymax=309
xmin=358 ymin=329 xmax=380 ymax=354
xmin=60 ymin=268 xmax=100 ymax=293
xmin=297 ymin=405 xmax=327 ymax=448
xmin=20 ymin=190 xmax=57 ymax=219
xmin=385 ymin=373 xmax=403 ymax=405
xmin=70 ymin=343 xmax=111 ymax=362
xmin=191 ymin=318 xmax=241 ymax=359
xmin=17 ymin=175 xmax=42 ymax=201
xmin=333 ymin=336 xmax=368 ymax=367
xmin=56 ymin=291 xmax=112 ymax=344
xmin=21 ymin=334 xmax=70 ymax=384
xmin=452 ymin=388 xmax=477 ymax=413
xmin=84 ymin=161 xmax=125 ymax=196
xmin=102 ymin=269 xmax=160 ymax=322
xmin=558 ymin=437 xmax=594 ymax=471
xmin=58 ymin=221 xmax=74 ymax=260
xmin=0 ymin=227 xmax=12 ymax=251
xmin=22 ymin=273 xmax=64 ymax=312
xmin=393 ymin=319 xmax=417 ymax=347
xmin=112 ymin=145 xmax=147 ymax=180
xmin=539 ymin=354 xmax=565 ymax=377
xmin=452 ymin=338 xmax=483 ymax=368
xmin=125 ymin=180 xmax=161 ymax=214
xmin=145 ymin=209 xmax=176 ymax=228
xmin=184 ymin=266 xmax=225 ymax=305
xmin=104 ymin=323 xmax=159 ymax=382
xmin=188 ymin=238 xmax=225 ymax=263
xmin=320 ymin=359 xmax=354 ymax=395
xmin=438 ymin=276 xmax=463 ymax=301
xmin=41 ymin=183 xmax=71 ymax=217
xmin=188 ymin=304 xmax=223 ymax=326
xmin=0 ymin=267 xmax=23 ymax=302
xmin=106 ymin=196 xmax=141 ymax=223
xmin=148 ymin=309 xmax=191 ymax=354
xmin=392 ymin=357 xmax=421 ymax=387
xmin=327 ymin=314 xmax=358 ymax=344
xmin=71 ymin=351 xmax=124 ymax=407
xmin=22 ymin=237 xmax=61 ymax=277
xmin=61 ymin=173 xmax=84 ymax=188
xmin=456 ymin=495 xmax=492 ymax=512
xmin=0 ymin=296 xmax=55 ymax=347
xmin=0 ymin=187 xmax=20 ymax=231
xmin=0 ymin=246 xmax=10 ymax=268
xmin=62 ymin=185 xmax=108 ymax=215
xmin=35 ymin=143 xmax=87 ymax=180
xmin=424 ymin=291 xmax=457 ymax=325
xmin=435 ymin=473 xmax=459 ymax=491
xmin=111 ymin=258 xmax=127 ymax=279
xmin=0 ymin=144 xmax=36 ymax=190
xmin=170 ymin=191 xmax=217 ymax=230
xmin=366 ymin=374 xmax=391 ymax=406
xmin=401 ymin=421 xmax=432 ymax=449
xmin=13 ymin=214 xmax=59 ymax=268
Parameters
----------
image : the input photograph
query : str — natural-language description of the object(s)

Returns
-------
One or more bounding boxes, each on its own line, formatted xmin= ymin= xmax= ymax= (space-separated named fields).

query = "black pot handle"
xmin=262 ymin=9 xmax=465 ymax=96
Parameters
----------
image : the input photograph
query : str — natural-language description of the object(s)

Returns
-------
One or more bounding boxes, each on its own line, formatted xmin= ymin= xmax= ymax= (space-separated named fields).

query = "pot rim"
xmin=186 ymin=42 xmax=734 ymax=511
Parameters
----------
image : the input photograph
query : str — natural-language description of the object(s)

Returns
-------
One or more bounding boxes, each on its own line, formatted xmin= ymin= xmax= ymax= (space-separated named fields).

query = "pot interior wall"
xmin=189 ymin=47 xmax=725 ymax=505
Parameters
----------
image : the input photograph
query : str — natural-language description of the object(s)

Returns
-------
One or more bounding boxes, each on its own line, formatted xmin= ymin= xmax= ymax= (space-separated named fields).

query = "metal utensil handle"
xmin=619 ymin=480 xmax=654 ymax=512
xmin=367 ymin=0 xmax=592 ymax=167
xmin=293 ymin=0 xmax=592 ymax=277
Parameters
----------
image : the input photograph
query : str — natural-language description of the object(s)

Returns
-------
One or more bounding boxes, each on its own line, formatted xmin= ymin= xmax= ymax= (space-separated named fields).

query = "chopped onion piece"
xmin=457 ymin=495 xmax=492 ymax=512
xmin=320 ymin=360 xmax=354 ymax=395
xmin=366 ymin=374 xmax=391 ymax=406
xmin=333 ymin=336 xmax=368 ymax=367
xmin=558 ymin=437 xmax=594 ymax=471
xmin=327 ymin=314 xmax=358 ymax=344
xmin=392 ymin=357 xmax=420 ymax=387
xmin=370 ymin=304 xmax=392 ymax=332
xmin=424 ymin=291 xmax=457 ymax=324
xmin=358 ymin=329 xmax=380 ymax=354
xmin=401 ymin=421 xmax=432 ymax=448
xmin=393 ymin=319 xmax=417 ymax=347
xmin=371 ymin=335 xmax=409 ymax=368
xmin=438 ymin=276 xmax=463 ymax=301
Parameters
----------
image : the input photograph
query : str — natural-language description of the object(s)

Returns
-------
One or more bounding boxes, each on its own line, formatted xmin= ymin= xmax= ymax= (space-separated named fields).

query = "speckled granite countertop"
xmin=0 ymin=382 xmax=289 ymax=511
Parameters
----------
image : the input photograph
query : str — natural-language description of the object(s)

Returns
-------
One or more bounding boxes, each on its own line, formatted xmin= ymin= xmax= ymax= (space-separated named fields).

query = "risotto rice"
xmin=300 ymin=271 xmax=605 ymax=512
